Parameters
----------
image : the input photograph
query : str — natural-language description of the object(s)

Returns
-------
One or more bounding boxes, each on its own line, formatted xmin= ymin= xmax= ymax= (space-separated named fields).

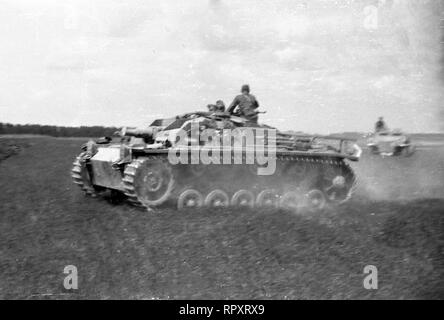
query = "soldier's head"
xmin=215 ymin=100 xmax=225 ymax=112
xmin=379 ymin=116 xmax=384 ymax=121
xmin=207 ymin=104 xmax=217 ymax=112
xmin=241 ymin=84 xmax=250 ymax=94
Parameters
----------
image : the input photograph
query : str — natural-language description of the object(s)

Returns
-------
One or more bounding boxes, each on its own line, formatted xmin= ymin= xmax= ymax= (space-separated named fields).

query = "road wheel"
xmin=231 ymin=190 xmax=255 ymax=208
xmin=280 ymin=191 xmax=303 ymax=212
xmin=177 ymin=189 xmax=204 ymax=209
xmin=322 ymin=175 xmax=347 ymax=202
xmin=204 ymin=189 xmax=230 ymax=208
xmin=305 ymin=189 xmax=326 ymax=212
xmin=256 ymin=189 xmax=279 ymax=208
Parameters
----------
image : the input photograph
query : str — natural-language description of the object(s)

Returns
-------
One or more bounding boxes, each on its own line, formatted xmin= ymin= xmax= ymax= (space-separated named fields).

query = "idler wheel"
xmin=204 ymin=189 xmax=230 ymax=208
xmin=305 ymin=189 xmax=326 ymax=211
xmin=256 ymin=189 xmax=279 ymax=208
xmin=177 ymin=189 xmax=204 ymax=209
xmin=279 ymin=191 xmax=303 ymax=212
xmin=322 ymin=174 xmax=349 ymax=204
xmin=231 ymin=190 xmax=255 ymax=208
xmin=133 ymin=159 xmax=174 ymax=207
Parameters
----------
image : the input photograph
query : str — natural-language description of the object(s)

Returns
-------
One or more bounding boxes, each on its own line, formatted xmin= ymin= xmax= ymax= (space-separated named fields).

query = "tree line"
xmin=0 ymin=123 xmax=119 ymax=138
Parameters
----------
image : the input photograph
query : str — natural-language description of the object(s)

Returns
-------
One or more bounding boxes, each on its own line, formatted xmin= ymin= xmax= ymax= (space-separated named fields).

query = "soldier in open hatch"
xmin=207 ymin=101 xmax=226 ymax=113
xmin=375 ymin=117 xmax=388 ymax=133
xmin=215 ymin=100 xmax=226 ymax=112
xmin=207 ymin=104 xmax=218 ymax=112
xmin=227 ymin=84 xmax=260 ymax=123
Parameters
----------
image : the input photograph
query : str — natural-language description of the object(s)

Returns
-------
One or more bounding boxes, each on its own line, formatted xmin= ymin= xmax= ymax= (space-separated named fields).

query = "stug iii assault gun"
xmin=72 ymin=110 xmax=361 ymax=212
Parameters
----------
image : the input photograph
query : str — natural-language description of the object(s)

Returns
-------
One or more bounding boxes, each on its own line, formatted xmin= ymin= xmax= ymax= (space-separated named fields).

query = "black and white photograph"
xmin=0 ymin=0 xmax=443 ymax=302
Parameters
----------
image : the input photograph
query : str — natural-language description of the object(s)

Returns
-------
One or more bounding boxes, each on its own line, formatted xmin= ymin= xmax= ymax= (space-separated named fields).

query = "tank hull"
xmin=72 ymin=146 xmax=357 ymax=211
xmin=71 ymin=111 xmax=360 ymax=211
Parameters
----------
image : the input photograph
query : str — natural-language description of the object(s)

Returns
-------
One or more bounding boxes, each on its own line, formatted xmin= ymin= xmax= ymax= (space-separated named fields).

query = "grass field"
xmin=0 ymin=136 xmax=443 ymax=299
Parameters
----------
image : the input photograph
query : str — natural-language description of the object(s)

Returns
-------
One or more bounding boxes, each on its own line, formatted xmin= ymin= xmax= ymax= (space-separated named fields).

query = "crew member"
xmin=207 ymin=104 xmax=218 ymax=112
xmin=375 ymin=117 xmax=387 ymax=132
xmin=227 ymin=84 xmax=260 ymax=123
xmin=215 ymin=100 xmax=226 ymax=112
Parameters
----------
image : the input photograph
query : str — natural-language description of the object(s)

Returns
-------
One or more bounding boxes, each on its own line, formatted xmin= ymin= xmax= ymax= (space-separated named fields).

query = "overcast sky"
xmin=0 ymin=0 xmax=443 ymax=133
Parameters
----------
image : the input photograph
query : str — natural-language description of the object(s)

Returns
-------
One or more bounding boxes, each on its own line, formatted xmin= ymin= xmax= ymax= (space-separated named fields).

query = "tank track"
xmin=120 ymin=153 xmax=358 ymax=211
xmin=71 ymin=156 xmax=97 ymax=197
xmin=122 ymin=159 xmax=150 ymax=208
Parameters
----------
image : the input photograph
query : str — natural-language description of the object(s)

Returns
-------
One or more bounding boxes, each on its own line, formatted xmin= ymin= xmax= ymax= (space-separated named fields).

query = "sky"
xmin=0 ymin=0 xmax=443 ymax=133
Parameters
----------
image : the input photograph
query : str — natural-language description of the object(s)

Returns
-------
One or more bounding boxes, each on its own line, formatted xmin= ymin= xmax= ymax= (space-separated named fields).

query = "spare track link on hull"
xmin=71 ymin=156 xmax=97 ymax=197
xmin=121 ymin=153 xmax=357 ymax=210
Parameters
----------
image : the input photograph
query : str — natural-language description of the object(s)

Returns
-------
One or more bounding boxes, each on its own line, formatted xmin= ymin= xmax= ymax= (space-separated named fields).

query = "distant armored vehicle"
xmin=72 ymin=111 xmax=361 ymax=212
xmin=367 ymin=130 xmax=415 ymax=157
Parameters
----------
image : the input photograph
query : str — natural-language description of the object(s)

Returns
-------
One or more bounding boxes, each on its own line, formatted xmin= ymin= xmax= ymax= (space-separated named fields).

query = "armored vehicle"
xmin=367 ymin=130 xmax=415 ymax=157
xmin=72 ymin=111 xmax=361 ymax=212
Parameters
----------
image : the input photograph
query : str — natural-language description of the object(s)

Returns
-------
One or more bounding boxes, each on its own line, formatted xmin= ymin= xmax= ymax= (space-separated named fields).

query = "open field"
xmin=0 ymin=136 xmax=443 ymax=299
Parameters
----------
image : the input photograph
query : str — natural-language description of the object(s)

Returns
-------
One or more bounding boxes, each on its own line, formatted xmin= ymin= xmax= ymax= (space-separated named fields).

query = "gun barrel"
xmin=122 ymin=127 xmax=156 ymax=138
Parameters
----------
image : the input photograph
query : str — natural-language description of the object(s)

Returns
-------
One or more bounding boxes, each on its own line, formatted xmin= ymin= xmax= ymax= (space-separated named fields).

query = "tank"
xmin=71 ymin=111 xmax=362 ymax=212
xmin=367 ymin=129 xmax=415 ymax=157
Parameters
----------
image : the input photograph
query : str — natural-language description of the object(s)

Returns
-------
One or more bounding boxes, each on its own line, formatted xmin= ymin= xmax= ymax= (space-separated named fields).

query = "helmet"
xmin=215 ymin=100 xmax=225 ymax=112
xmin=241 ymin=84 xmax=250 ymax=93
xmin=207 ymin=104 xmax=217 ymax=112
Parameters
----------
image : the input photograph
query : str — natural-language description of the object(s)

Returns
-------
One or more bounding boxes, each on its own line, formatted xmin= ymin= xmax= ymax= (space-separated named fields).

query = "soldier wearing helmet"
xmin=227 ymin=84 xmax=260 ymax=123
xmin=207 ymin=100 xmax=225 ymax=113
xmin=215 ymin=100 xmax=226 ymax=112
xmin=207 ymin=104 xmax=218 ymax=112
xmin=375 ymin=116 xmax=388 ymax=133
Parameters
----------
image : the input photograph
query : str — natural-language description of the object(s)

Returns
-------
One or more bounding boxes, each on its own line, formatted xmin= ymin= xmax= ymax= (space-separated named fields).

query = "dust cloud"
xmin=353 ymin=148 xmax=444 ymax=201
